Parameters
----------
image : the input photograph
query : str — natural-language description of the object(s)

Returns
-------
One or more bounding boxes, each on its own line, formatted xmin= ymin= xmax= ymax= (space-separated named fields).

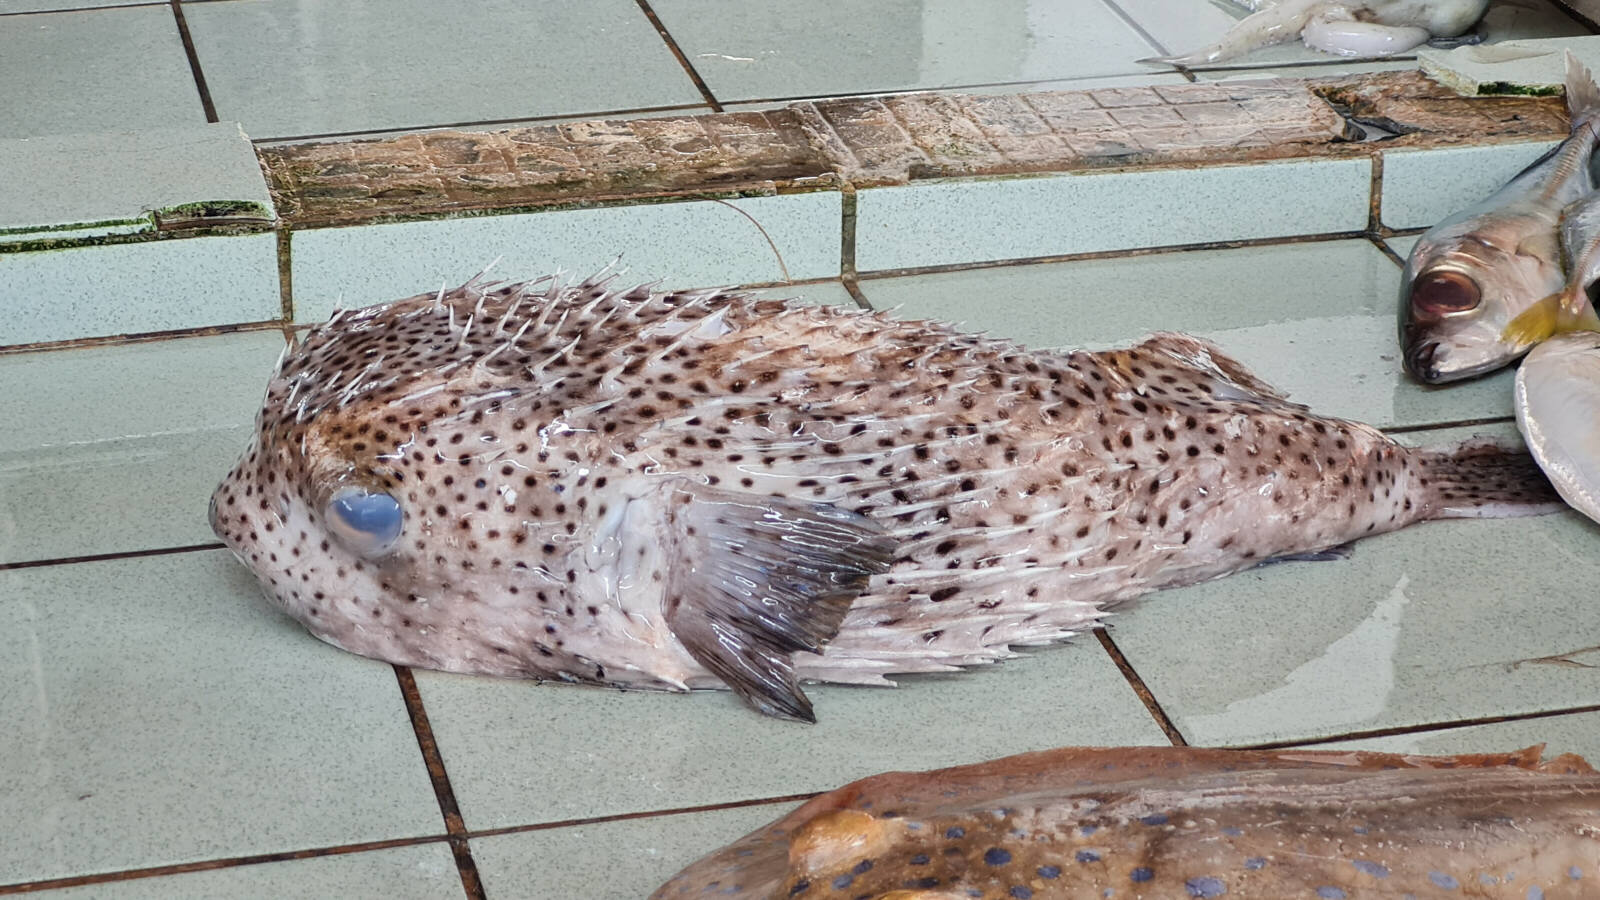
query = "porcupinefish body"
xmin=210 ymin=273 xmax=1558 ymax=721
xmin=652 ymin=744 xmax=1600 ymax=899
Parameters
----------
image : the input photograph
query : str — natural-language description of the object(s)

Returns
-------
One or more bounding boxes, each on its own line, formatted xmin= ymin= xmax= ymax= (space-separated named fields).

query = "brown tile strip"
xmin=394 ymin=667 xmax=485 ymax=899
xmin=1095 ymin=628 xmax=1189 ymax=747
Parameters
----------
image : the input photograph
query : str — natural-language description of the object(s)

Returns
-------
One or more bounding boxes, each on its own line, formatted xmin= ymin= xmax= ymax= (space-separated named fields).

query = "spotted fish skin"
xmin=652 ymin=745 xmax=1600 ymax=899
xmin=210 ymin=273 xmax=1558 ymax=720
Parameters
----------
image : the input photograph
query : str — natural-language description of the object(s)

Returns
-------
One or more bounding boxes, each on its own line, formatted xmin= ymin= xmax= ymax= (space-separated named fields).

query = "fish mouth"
xmin=1403 ymin=339 xmax=1444 ymax=383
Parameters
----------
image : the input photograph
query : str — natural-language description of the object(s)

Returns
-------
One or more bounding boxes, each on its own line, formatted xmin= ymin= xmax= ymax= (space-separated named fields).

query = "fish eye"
xmin=1411 ymin=270 xmax=1481 ymax=316
xmin=326 ymin=486 xmax=403 ymax=557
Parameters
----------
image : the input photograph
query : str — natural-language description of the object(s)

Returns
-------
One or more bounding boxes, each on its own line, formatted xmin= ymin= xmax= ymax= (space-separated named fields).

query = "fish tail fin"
xmin=1411 ymin=437 xmax=1564 ymax=520
xmin=1565 ymin=50 xmax=1600 ymax=127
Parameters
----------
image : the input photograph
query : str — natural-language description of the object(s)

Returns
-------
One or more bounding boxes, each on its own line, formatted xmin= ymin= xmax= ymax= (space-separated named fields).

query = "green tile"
xmin=650 ymin=0 xmax=1162 ymax=103
xmin=1324 ymin=710 xmax=1600 ymax=762
xmin=853 ymin=158 xmax=1370 ymax=272
xmin=25 ymin=843 xmax=461 ymax=899
xmin=857 ymin=240 xmax=1510 ymax=429
xmin=1106 ymin=424 xmax=1600 ymax=747
xmin=1381 ymin=140 xmax=1559 ymax=231
xmin=0 ymin=551 xmax=442 ymax=884
xmin=415 ymin=635 xmax=1166 ymax=830
xmin=473 ymin=804 xmax=793 ymax=900
xmin=184 ymin=0 xmax=702 ymax=138
xmin=289 ymin=193 xmax=841 ymax=322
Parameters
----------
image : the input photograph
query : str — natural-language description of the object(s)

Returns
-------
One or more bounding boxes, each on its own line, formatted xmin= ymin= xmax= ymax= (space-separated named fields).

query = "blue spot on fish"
xmin=852 ymin=860 xmax=872 ymax=875
xmin=1352 ymin=826 xmax=1369 ymax=834
xmin=1480 ymin=874 xmax=1499 ymax=886
xmin=909 ymin=854 xmax=929 ymax=866
xmin=985 ymin=848 xmax=1012 ymax=866
xmin=831 ymin=874 xmax=853 ymax=890
xmin=1430 ymin=872 xmax=1459 ymax=890
xmin=1077 ymin=850 xmax=1101 ymax=863
xmin=1081 ymin=825 xmax=1099 ymax=836
xmin=1571 ymin=866 xmax=1584 ymax=880
xmin=1038 ymin=865 xmax=1061 ymax=879
xmin=1316 ymin=889 xmax=1347 ymax=899
xmin=1351 ymin=860 xmax=1389 ymax=878
xmin=1185 ymin=876 xmax=1226 ymax=897
xmin=1131 ymin=867 xmax=1154 ymax=883
xmin=1220 ymin=827 xmax=1243 ymax=837
xmin=946 ymin=827 xmax=965 ymax=839
xmin=1140 ymin=813 xmax=1169 ymax=826
xmin=1526 ymin=888 xmax=1544 ymax=900
xmin=1010 ymin=888 xmax=1033 ymax=899
xmin=1244 ymin=858 xmax=1266 ymax=870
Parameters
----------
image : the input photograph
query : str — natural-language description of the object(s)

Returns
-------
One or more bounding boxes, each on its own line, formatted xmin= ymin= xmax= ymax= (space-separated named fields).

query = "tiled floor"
xmin=5 ymin=2 xmax=1600 ymax=898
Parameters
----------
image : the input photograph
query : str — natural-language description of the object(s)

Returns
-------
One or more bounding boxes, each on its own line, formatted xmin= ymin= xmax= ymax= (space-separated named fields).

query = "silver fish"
xmin=1140 ymin=0 xmax=1488 ymax=68
xmin=653 ymin=744 xmax=1600 ymax=900
xmin=1515 ymin=330 xmax=1600 ymax=525
xmin=1400 ymin=52 xmax=1600 ymax=384
xmin=1500 ymin=186 xmax=1600 ymax=347
xmin=210 ymin=273 xmax=1559 ymax=721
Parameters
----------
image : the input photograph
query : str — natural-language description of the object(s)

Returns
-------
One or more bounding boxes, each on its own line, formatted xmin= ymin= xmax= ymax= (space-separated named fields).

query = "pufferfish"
xmin=209 ymin=272 xmax=1558 ymax=721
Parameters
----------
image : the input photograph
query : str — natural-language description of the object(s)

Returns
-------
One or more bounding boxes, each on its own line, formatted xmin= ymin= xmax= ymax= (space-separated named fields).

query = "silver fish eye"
xmin=326 ymin=486 xmax=404 ymax=557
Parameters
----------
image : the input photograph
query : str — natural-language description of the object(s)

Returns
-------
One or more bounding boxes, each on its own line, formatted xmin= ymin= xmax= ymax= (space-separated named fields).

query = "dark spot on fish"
xmin=1430 ymin=872 xmax=1459 ymax=889
xmin=1139 ymin=813 xmax=1168 ymax=826
xmin=985 ymin=848 xmax=1012 ymax=866
xmin=945 ymin=827 xmax=965 ymax=840
xmin=1010 ymin=888 xmax=1032 ymax=899
xmin=1186 ymin=876 xmax=1225 ymax=897
xmin=1131 ymin=867 xmax=1154 ymax=883
xmin=1077 ymin=850 xmax=1101 ymax=863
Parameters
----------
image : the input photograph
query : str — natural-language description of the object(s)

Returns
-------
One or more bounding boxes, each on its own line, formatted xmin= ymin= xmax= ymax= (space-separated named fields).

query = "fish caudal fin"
xmin=662 ymin=485 xmax=896 ymax=722
xmin=1413 ymin=437 xmax=1564 ymax=520
xmin=1566 ymin=50 xmax=1600 ymax=126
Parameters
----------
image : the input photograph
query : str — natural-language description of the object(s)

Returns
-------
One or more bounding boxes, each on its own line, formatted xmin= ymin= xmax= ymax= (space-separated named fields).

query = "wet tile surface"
xmin=0 ymin=6 xmax=202 ymax=139
xmin=472 ymin=803 xmax=793 ymax=900
xmin=0 ymin=233 xmax=282 ymax=346
xmin=853 ymin=158 xmax=1370 ymax=271
xmin=0 ymin=331 xmax=283 ymax=565
xmin=1381 ymin=139 xmax=1559 ymax=231
xmin=0 ymin=551 xmax=441 ymax=885
xmin=26 ymin=843 xmax=461 ymax=899
xmin=289 ymin=192 xmax=840 ymax=320
xmin=857 ymin=239 xmax=1511 ymax=428
xmin=415 ymin=635 xmax=1166 ymax=830
xmin=651 ymin=0 xmax=1161 ymax=102
xmin=184 ymin=0 xmax=702 ymax=138
xmin=1106 ymin=423 xmax=1600 ymax=747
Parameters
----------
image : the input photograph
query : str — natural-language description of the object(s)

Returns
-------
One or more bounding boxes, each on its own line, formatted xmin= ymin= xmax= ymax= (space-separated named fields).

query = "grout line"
xmin=394 ymin=667 xmax=485 ymax=900
xmin=1097 ymin=0 xmax=1176 ymax=62
xmin=462 ymin=792 xmax=818 ymax=842
xmin=0 ymin=320 xmax=284 ymax=357
xmin=837 ymin=185 xmax=876 ymax=310
xmin=854 ymin=230 xmax=1371 ymax=282
xmin=1094 ymin=628 xmax=1188 ymax=746
xmin=1366 ymin=154 xmax=1384 ymax=235
xmin=252 ymin=103 xmax=713 ymax=145
xmin=1383 ymin=415 xmax=1515 ymax=436
xmin=1368 ymin=232 xmax=1406 ymax=267
xmin=0 ymin=0 xmax=164 ymax=16
xmin=169 ymin=0 xmax=219 ymax=123
xmin=632 ymin=0 xmax=723 ymax=112
xmin=0 ymin=542 xmax=222 ymax=573
xmin=1236 ymin=703 xmax=1600 ymax=751
xmin=276 ymin=228 xmax=294 ymax=322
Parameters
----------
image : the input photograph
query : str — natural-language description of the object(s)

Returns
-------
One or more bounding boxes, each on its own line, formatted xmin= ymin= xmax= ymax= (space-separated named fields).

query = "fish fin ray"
xmin=1258 ymin=541 xmax=1356 ymax=566
xmin=1412 ymin=437 xmax=1564 ymax=519
xmin=1501 ymin=292 xmax=1567 ymax=347
xmin=1566 ymin=50 xmax=1600 ymax=126
xmin=662 ymin=485 xmax=896 ymax=722
xmin=1126 ymin=332 xmax=1308 ymax=411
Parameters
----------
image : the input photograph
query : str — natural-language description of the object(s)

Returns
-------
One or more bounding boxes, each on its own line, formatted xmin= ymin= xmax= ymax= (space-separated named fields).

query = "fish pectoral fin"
xmin=1128 ymin=332 xmax=1307 ymax=411
xmin=661 ymin=485 xmax=896 ymax=722
xmin=1258 ymin=541 xmax=1355 ymax=566
xmin=1501 ymin=291 xmax=1600 ymax=347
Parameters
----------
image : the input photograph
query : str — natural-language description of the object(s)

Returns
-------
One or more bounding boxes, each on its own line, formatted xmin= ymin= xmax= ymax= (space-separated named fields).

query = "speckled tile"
xmin=0 ymin=331 xmax=283 ymax=564
xmin=0 ymin=233 xmax=282 ymax=346
xmin=183 ymin=0 xmax=702 ymax=139
xmin=1116 ymin=0 xmax=1588 ymax=71
xmin=853 ymin=158 xmax=1370 ymax=272
xmin=0 ymin=123 xmax=272 ymax=244
xmin=289 ymin=192 xmax=840 ymax=321
xmin=650 ymin=0 xmax=1161 ymax=103
xmin=24 ymin=843 xmax=461 ymax=899
xmin=473 ymin=803 xmax=793 ymax=900
xmin=415 ymin=636 xmax=1166 ymax=829
xmin=1104 ymin=423 xmax=1600 ymax=747
xmin=0 ymin=6 xmax=202 ymax=139
xmin=1324 ymin=711 xmax=1600 ymax=762
xmin=857 ymin=240 xmax=1509 ymax=429
xmin=0 ymin=550 xmax=442 ymax=885
xmin=1381 ymin=139 xmax=1559 ymax=231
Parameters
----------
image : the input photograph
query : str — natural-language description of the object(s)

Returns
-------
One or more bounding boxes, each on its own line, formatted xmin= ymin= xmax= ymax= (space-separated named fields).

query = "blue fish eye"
xmin=327 ymin=487 xmax=403 ymax=556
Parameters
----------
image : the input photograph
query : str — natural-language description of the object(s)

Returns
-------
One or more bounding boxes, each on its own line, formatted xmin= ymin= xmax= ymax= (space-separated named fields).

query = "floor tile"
xmin=1116 ymin=0 xmax=1587 ymax=71
xmin=853 ymin=158 xmax=1370 ymax=272
xmin=1104 ymin=422 xmax=1600 ymax=748
xmin=183 ymin=0 xmax=702 ymax=139
xmin=25 ymin=843 xmax=461 ymax=899
xmin=0 ymin=331 xmax=284 ymax=564
xmin=0 ymin=6 xmax=203 ymax=139
xmin=415 ymin=635 xmax=1166 ymax=830
xmin=473 ymin=803 xmax=792 ymax=900
xmin=0 ymin=550 xmax=442 ymax=885
xmin=1 ymin=233 xmax=282 ymax=346
xmin=856 ymin=240 xmax=1510 ymax=429
xmin=1324 ymin=711 xmax=1600 ymax=762
xmin=289 ymin=192 xmax=840 ymax=321
xmin=1381 ymin=139 xmax=1559 ymax=231
xmin=743 ymin=278 xmax=857 ymax=307
xmin=0 ymin=123 xmax=271 ymax=244
xmin=651 ymin=0 xmax=1161 ymax=103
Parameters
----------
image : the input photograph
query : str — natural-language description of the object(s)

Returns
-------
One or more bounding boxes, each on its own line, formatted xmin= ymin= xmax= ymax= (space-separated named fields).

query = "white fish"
xmin=1515 ymin=330 xmax=1600 ymax=524
xmin=1140 ymin=0 xmax=1489 ymax=68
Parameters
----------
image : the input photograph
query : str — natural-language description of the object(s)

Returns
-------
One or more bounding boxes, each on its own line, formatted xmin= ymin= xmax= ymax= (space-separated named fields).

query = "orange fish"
xmin=653 ymin=745 xmax=1600 ymax=899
